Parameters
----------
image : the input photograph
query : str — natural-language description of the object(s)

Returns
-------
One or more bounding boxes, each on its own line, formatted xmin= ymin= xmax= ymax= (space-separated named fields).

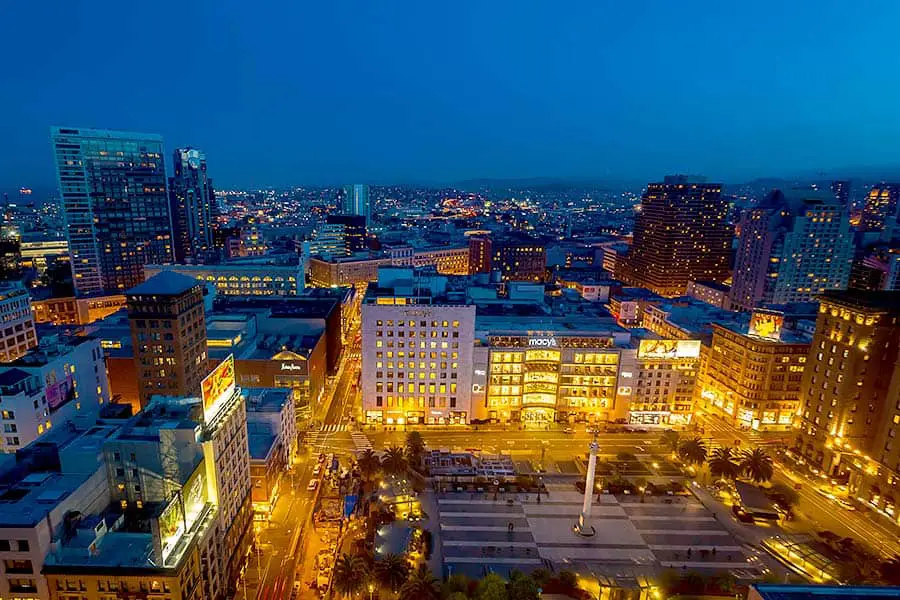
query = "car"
xmin=586 ymin=427 xmax=599 ymax=434
xmin=312 ymin=465 xmax=322 ymax=477
xmin=836 ymin=498 xmax=856 ymax=511
xmin=563 ymin=427 xmax=575 ymax=434
xmin=307 ymin=480 xmax=319 ymax=492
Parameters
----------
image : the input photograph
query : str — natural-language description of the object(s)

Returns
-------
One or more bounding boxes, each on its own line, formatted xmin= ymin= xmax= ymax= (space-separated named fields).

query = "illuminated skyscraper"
xmin=341 ymin=184 xmax=370 ymax=224
xmin=730 ymin=190 xmax=853 ymax=311
xmin=621 ymin=176 xmax=731 ymax=297
xmin=51 ymin=127 xmax=174 ymax=296
xmin=859 ymin=183 xmax=900 ymax=232
xmin=169 ymin=147 xmax=215 ymax=263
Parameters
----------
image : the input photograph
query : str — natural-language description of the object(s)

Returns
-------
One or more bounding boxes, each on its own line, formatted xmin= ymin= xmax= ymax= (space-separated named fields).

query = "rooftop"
xmin=127 ymin=271 xmax=202 ymax=296
xmin=248 ymin=430 xmax=277 ymax=460
xmin=819 ymin=290 xmax=900 ymax=314
xmin=245 ymin=387 xmax=292 ymax=414
xmin=0 ymin=469 xmax=100 ymax=527
xmin=690 ymin=280 xmax=731 ymax=293
xmin=751 ymin=584 xmax=900 ymax=600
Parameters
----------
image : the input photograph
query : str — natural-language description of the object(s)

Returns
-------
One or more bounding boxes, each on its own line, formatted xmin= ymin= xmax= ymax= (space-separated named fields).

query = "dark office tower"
xmin=491 ymin=235 xmax=546 ymax=282
xmin=729 ymin=190 xmax=853 ymax=311
xmin=859 ymin=183 xmax=900 ymax=232
xmin=467 ymin=235 xmax=492 ymax=274
xmin=341 ymin=184 xmax=370 ymax=224
xmin=325 ymin=214 xmax=367 ymax=253
xmin=831 ymin=180 xmax=850 ymax=205
xmin=621 ymin=176 xmax=731 ymax=297
xmin=127 ymin=271 xmax=208 ymax=407
xmin=51 ymin=127 xmax=173 ymax=296
xmin=169 ymin=147 xmax=215 ymax=263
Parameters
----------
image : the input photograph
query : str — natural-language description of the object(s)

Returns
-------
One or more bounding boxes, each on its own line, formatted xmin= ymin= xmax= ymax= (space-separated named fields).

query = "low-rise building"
xmin=0 ymin=334 xmax=110 ymax=453
xmin=31 ymin=295 xmax=126 ymax=326
xmin=145 ymin=260 xmax=304 ymax=297
xmin=246 ymin=388 xmax=295 ymax=520
xmin=0 ymin=281 xmax=37 ymax=362
xmin=686 ymin=280 xmax=731 ymax=309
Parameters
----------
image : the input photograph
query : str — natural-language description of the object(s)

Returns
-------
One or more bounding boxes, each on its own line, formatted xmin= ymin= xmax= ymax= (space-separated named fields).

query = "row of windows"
xmin=375 ymin=320 xmax=461 ymax=328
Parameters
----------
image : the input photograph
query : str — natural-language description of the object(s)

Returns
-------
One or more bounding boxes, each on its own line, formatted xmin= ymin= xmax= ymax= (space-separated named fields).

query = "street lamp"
xmin=368 ymin=583 xmax=375 ymax=600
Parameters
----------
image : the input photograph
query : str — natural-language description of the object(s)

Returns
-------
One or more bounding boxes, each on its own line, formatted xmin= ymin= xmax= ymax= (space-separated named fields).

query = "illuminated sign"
xmin=748 ymin=309 xmax=784 ymax=341
xmin=637 ymin=339 xmax=701 ymax=360
xmin=528 ymin=337 xmax=558 ymax=347
xmin=202 ymin=355 xmax=236 ymax=422
xmin=280 ymin=363 xmax=305 ymax=372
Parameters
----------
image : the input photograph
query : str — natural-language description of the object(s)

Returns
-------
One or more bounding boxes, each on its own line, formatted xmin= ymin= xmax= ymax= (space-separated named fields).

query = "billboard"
xmin=202 ymin=355 xmax=236 ymax=421
xmin=619 ymin=301 xmax=639 ymax=322
xmin=749 ymin=310 xmax=784 ymax=341
xmin=637 ymin=339 xmax=701 ymax=360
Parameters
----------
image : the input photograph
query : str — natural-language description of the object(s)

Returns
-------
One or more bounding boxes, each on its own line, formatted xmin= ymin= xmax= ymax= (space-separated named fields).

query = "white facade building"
xmin=361 ymin=269 xmax=475 ymax=425
xmin=0 ymin=336 xmax=109 ymax=453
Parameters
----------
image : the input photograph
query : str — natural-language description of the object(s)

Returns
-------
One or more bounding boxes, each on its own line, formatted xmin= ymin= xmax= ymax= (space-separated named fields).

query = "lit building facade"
xmin=360 ymin=269 xmax=475 ymax=425
xmin=51 ymin=127 xmax=173 ymax=296
xmin=145 ymin=262 xmax=304 ymax=297
xmin=341 ymin=184 xmax=370 ymax=224
xmin=467 ymin=235 xmax=492 ymax=274
xmin=307 ymin=255 xmax=390 ymax=288
xmin=730 ymin=190 xmax=853 ymax=311
xmin=630 ymin=338 xmax=701 ymax=427
xmin=0 ymin=280 xmax=37 ymax=361
xmin=621 ymin=176 xmax=731 ymax=297
xmin=127 ymin=272 xmax=208 ymax=407
xmin=413 ymin=246 xmax=470 ymax=275
xmin=31 ymin=294 xmax=126 ymax=326
xmin=859 ymin=183 xmax=900 ymax=232
xmin=699 ymin=316 xmax=809 ymax=431
xmin=482 ymin=333 xmax=624 ymax=425
xmin=492 ymin=237 xmax=547 ymax=282
xmin=169 ymin=147 xmax=215 ymax=263
xmin=795 ymin=291 xmax=900 ymax=517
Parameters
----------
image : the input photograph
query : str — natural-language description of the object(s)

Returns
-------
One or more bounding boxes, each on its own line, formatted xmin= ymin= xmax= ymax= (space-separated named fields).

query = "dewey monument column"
xmin=574 ymin=434 xmax=598 ymax=536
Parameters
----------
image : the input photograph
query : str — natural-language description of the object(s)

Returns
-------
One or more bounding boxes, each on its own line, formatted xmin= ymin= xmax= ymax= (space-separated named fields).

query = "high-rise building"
xmin=0 ymin=281 xmax=37 ymax=362
xmin=308 ymin=214 xmax=367 ymax=258
xmin=341 ymin=184 xmax=370 ymax=224
xmin=795 ymin=291 xmax=900 ymax=508
xmin=127 ymin=271 xmax=208 ymax=407
xmin=831 ymin=179 xmax=850 ymax=205
xmin=621 ymin=176 xmax=731 ymax=297
xmin=491 ymin=235 xmax=546 ymax=282
xmin=467 ymin=235 xmax=492 ymax=274
xmin=859 ymin=183 xmax=900 ymax=232
xmin=169 ymin=147 xmax=215 ymax=263
xmin=51 ymin=127 xmax=173 ymax=296
xmin=730 ymin=190 xmax=854 ymax=311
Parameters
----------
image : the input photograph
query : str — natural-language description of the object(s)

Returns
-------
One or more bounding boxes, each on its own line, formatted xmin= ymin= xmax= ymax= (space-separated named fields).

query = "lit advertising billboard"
xmin=637 ymin=339 xmax=701 ymax=360
xmin=748 ymin=310 xmax=784 ymax=341
xmin=202 ymin=355 xmax=236 ymax=421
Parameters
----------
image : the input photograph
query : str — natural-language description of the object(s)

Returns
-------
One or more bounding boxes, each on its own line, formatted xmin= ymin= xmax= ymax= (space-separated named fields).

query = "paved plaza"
xmin=437 ymin=484 xmax=760 ymax=580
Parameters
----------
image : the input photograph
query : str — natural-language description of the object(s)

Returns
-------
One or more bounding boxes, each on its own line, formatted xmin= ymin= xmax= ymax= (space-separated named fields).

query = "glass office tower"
xmin=52 ymin=127 xmax=173 ymax=296
xmin=169 ymin=147 xmax=215 ymax=263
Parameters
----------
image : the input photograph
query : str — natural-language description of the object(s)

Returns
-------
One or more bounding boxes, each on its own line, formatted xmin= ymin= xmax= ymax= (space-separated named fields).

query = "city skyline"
xmin=4 ymin=2 xmax=900 ymax=189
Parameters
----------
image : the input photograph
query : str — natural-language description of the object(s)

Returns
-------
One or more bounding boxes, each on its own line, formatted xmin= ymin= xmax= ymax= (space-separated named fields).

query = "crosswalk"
xmin=318 ymin=424 xmax=348 ymax=433
xmin=351 ymin=431 xmax=373 ymax=452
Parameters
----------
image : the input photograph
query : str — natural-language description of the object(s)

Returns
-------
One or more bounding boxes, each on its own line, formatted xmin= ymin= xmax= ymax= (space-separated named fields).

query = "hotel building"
xmin=795 ymin=290 xmax=900 ymax=517
xmin=145 ymin=262 xmax=304 ymax=297
xmin=698 ymin=310 xmax=811 ymax=431
xmin=629 ymin=335 xmax=701 ymax=427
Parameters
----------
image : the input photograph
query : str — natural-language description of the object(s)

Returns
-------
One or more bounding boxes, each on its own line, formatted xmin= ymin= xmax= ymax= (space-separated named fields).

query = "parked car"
xmin=563 ymin=427 xmax=575 ymax=434
xmin=307 ymin=480 xmax=319 ymax=492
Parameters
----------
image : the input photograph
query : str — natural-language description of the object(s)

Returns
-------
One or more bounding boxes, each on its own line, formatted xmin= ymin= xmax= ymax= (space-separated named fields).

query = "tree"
xmin=476 ymin=573 xmax=508 ymax=600
xmin=405 ymin=431 xmax=426 ymax=468
xmin=741 ymin=447 xmax=775 ymax=484
xmin=333 ymin=554 xmax=368 ymax=598
xmin=507 ymin=571 xmax=539 ymax=600
xmin=442 ymin=573 xmax=472 ymax=598
xmin=381 ymin=446 xmax=408 ymax=475
xmin=708 ymin=447 xmax=741 ymax=480
xmin=399 ymin=563 xmax=439 ymax=600
xmin=374 ymin=554 xmax=408 ymax=594
xmin=678 ymin=437 xmax=708 ymax=466
xmin=662 ymin=430 xmax=680 ymax=454
xmin=556 ymin=570 xmax=578 ymax=591
xmin=357 ymin=449 xmax=381 ymax=481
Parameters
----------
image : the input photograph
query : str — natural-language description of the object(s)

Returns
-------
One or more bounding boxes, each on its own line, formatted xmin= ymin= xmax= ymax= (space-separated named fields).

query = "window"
xmin=16 ymin=540 xmax=29 ymax=551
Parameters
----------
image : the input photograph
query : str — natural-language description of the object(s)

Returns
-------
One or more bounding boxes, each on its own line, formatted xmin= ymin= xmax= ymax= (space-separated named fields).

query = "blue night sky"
xmin=2 ymin=1 xmax=900 ymax=189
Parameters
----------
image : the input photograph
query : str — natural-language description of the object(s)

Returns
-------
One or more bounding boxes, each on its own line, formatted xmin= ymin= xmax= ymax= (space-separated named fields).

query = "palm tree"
xmin=381 ymin=446 xmax=408 ymax=475
xmin=357 ymin=449 xmax=381 ymax=481
xmin=405 ymin=431 xmax=426 ymax=469
xmin=740 ymin=448 xmax=775 ymax=484
xmin=708 ymin=447 xmax=741 ymax=480
xmin=374 ymin=554 xmax=409 ymax=594
xmin=662 ymin=430 xmax=680 ymax=455
xmin=678 ymin=437 xmax=708 ymax=466
xmin=332 ymin=554 xmax=368 ymax=598
xmin=399 ymin=563 xmax=439 ymax=600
